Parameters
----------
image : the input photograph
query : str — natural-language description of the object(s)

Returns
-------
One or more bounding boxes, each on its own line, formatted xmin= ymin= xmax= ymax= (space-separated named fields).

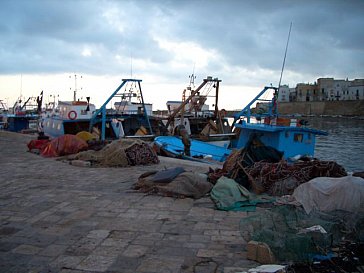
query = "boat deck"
xmin=235 ymin=122 xmax=328 ymax=135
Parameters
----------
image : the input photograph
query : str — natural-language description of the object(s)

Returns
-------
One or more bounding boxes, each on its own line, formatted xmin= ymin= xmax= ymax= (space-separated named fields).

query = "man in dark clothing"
xmin=175 ymin=124 xmax=191 ymax=156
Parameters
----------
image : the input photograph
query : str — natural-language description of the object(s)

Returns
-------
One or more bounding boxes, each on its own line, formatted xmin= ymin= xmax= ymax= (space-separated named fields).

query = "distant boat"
xmin=0 ymin=99 xmax=8 ymax=129
xmin=1 ymin=93 xmax=42 ymax=133
xmin=165 ymin=76 xmax=234 ymax=147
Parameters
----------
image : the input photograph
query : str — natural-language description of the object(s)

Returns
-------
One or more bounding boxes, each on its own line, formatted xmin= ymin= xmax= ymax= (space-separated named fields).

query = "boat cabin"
xmin=58 ymin=101 xmax=96 ymax=120
xmin=231 ymin=86 xmax=328 ymax=159
xmin=232 ymin=120 xmax=327 ymax=159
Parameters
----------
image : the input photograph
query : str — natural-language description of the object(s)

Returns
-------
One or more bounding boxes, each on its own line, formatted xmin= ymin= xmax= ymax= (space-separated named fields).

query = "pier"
xmin=0 ymin=131 xmax=256 ymax=272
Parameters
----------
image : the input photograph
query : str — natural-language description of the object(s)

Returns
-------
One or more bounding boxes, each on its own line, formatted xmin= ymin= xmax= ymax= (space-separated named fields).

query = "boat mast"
xmin=273 ymin=22 xmax=292 ymax=116
xmin=181 ymin=70 xmax=196 ymax=123
xmin=278 ymin=22 xmax=292 ymax=89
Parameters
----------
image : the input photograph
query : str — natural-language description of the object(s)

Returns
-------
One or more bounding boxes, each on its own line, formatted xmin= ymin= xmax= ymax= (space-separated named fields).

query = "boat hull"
xmin=154 ymin=136 xmax=231 ymax=162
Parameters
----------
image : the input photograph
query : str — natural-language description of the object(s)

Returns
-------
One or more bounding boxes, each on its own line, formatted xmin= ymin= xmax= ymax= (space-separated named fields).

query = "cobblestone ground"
xmin=0 ymin=131 xmax=258 ymax=273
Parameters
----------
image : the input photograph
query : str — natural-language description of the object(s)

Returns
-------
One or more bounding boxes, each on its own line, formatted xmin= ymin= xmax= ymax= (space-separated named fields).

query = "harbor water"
xmin=307 ymin=116 xmax=364 ymax=173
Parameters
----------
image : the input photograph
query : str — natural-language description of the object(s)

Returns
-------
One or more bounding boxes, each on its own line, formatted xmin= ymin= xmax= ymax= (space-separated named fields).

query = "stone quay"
xmin=0 ymin=131 xmax=258 ymax=272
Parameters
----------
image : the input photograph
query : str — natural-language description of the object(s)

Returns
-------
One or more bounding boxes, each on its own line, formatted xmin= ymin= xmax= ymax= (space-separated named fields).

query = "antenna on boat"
xmin=19 ymin=74 xmax=23 ymax=104
xmin=278 ymin=22 xmax=292 ymax=89
xmin=69 ymin=74 xmax=82 ymax=102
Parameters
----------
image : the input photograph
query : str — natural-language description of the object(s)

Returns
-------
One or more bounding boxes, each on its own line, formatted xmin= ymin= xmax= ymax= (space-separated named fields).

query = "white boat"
xmin=41 ymin=78 xmax=165 ymax=140
xmin=41 ymin=100 xmax=121 ymax=138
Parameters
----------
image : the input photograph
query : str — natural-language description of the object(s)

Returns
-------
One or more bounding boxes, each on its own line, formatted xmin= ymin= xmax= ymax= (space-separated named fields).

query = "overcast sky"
xmin=1 ymin=0 xmax=363 ymax=110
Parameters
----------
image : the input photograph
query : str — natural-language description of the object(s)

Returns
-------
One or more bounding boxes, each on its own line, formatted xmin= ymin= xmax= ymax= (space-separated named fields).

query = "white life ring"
xmin=68 ymin=110 xmax=77 ymax=120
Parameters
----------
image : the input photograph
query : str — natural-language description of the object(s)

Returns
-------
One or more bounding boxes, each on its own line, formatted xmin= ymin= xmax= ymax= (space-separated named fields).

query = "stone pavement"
xmin=0 ymin=131 xmax=259 ymax=273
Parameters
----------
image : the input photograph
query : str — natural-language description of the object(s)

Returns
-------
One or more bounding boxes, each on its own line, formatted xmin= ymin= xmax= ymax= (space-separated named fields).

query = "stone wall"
xmin=278 ymin=100 xmax=364 ymax=116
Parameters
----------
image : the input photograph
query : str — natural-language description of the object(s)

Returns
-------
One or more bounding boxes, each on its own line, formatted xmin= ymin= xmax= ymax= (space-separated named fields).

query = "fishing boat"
xmin=42 ymin=99 xmax=103 ymax=138
xmin=165 ymin=75 xmax=234 ymax=146
xmin=42 ymin=78 xmax=166 ymax=140
xmin=230 ymin=86 xmax=328 ymax=159
xmin=0 ymin=100 xmax=8 ymax=129
xmin=2 ymin=93 xmax=42 ymax=133
xmin=228 ymin=24 xmax=326 ymax=159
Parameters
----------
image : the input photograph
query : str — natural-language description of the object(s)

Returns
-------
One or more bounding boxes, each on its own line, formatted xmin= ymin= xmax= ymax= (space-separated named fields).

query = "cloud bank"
xmin=1 ymin=0 xmax=363 ymax=108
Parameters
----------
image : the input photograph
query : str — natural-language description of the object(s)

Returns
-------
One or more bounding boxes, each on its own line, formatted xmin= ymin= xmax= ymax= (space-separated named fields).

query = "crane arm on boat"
xmin=231 ymin=86 xmax=278 ymax=128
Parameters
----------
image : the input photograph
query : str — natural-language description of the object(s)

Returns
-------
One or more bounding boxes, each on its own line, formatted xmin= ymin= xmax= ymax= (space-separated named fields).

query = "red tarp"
xmin=40 ymin=134 xmax=88 ymax=157
xmin=27 ymin=139 xmax=50 ymax=152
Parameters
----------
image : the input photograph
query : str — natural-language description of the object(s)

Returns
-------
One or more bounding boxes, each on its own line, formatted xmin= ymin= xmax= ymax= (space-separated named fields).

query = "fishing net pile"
xmin=219 ymin=135 xmax=283 ymax=182
xmin=240 ymin=205 xmax=364 ymax=262
xmin=240 ymin=160 xmax=347 ymax=196
xmin=72 ymin=139 xmax=159 ymax=167
xmin=219 ymin=140 xmax=347 ymax=196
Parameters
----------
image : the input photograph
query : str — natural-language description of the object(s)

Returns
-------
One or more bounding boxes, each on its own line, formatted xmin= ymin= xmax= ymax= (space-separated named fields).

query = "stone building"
xmin=348 ymin=79 xmax=364 ymax=100
xmin=317 ymin=78 xmax=334 ymax=101
xmin=277 ymin=78 xmax=364 ymax=102
xmin=296 ymin=83 xmax=319 ymax=102
xmin=277 ymin=85 xmax=290 ymax=102
xmin=312 ymin=77 xmax=350 ymax=101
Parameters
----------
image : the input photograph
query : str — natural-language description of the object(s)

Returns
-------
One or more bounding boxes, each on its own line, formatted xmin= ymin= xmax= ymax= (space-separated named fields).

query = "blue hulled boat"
xmin=230 ymin=86 xmax=328 ymax=159
xmin=154 ymin=135 xmax=231 ymax=162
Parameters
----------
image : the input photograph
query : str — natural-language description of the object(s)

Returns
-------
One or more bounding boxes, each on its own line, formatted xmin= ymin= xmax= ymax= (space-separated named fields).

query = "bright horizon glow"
xmin=0 ymin=73 xmax=263 ymax=111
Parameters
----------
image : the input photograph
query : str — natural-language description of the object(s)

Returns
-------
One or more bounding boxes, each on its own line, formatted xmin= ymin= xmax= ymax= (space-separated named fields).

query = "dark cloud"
xmin=0 ymin=0 xmax=363 ymax=84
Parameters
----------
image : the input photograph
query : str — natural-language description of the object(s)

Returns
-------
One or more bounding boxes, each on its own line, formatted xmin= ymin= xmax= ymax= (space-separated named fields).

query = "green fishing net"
xmin=240 ymin=205 xmax=364 ymax=262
